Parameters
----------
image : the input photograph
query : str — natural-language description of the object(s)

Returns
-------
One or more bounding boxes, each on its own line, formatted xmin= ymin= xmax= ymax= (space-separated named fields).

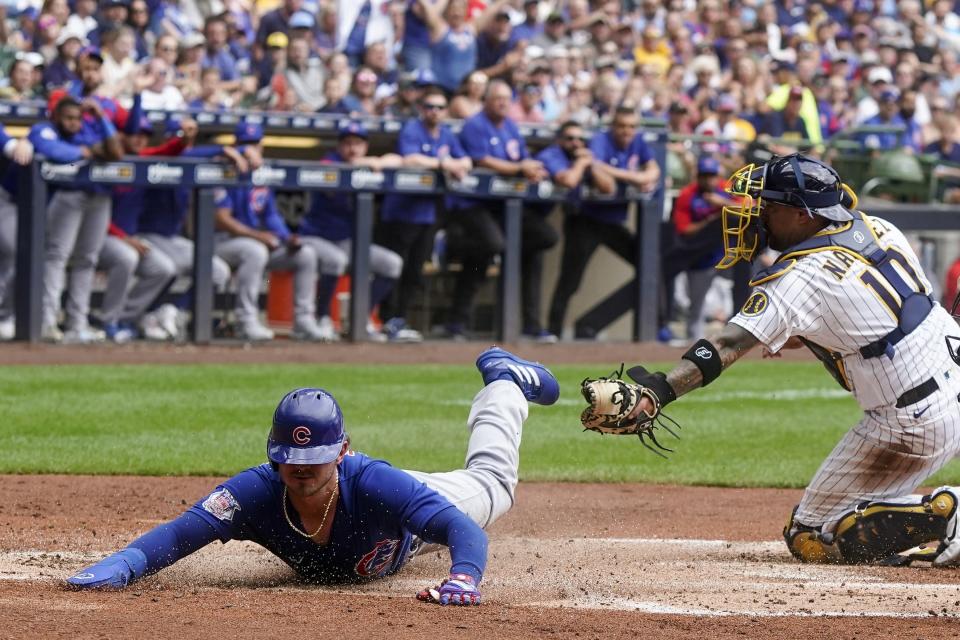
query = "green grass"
xmin=3 ymin=360 xmax=960 ymax=487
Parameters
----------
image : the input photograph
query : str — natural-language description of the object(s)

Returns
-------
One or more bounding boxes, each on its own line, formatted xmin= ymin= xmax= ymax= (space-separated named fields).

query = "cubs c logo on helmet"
xmin=292 ymin=426 xmax=311 ymax=445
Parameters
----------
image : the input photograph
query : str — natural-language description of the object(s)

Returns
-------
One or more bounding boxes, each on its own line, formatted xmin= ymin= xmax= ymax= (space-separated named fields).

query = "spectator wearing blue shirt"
xmin=28 ymin=95 xmax=123 ymax=344
xmin=859 ymin=88 xmax=908 ymax=152
xmin=446 ymin=79 xmax=557 ymax=340
xmin=511 ymin=0 xmax=544 ymax=42
xmin=378 ymin=89 xmax=473 ymax=342
xmin=475 ymin=1 xmax=522 ymax=80
xmin=403 ymin=0 xmax=441 ymax=70
xmin=548 ymin=104 xmax=660 ymax=340
xmin=538 ymin=121 xmax=616 ymax=339
xmin=201 ymin=15 xmax=241 ymax=93
xmin=756 ymin=85 xmax=815 ymax=155
xmin=417 ymin=0 xmax=480 ymax=94
xmin=213 ymin=123 xmax=330 ymax=342
xmin=0 ymin=125 xmax=35 ymax=341
xmin=300 ymin=121 xmax=404 ymax=341
xmin=255 ymin=0 xmax=303 ymax=55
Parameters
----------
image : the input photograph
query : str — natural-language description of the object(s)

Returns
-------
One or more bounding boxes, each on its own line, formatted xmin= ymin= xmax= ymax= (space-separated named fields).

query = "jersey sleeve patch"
xmin=201 ymin=488 xmax=241 ymax=522
xmin=741 ymin=291 xmax=769 ymax=317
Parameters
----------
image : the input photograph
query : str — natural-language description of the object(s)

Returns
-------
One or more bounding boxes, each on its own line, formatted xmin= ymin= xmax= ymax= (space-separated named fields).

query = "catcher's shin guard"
xmin=784 ymin=507 xmax=842 ymax=563
xmin=831 ymin=489 xmax=958 ymax=564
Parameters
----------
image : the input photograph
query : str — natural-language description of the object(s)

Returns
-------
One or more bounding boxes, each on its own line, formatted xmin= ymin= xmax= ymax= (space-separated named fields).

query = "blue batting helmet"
xmin=267 ymin=388 xmax=345 ymax=466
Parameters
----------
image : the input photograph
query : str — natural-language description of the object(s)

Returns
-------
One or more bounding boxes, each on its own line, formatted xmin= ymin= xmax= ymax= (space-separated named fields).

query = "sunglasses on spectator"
xmin=422 ymin=102 xmax=447 ymax=110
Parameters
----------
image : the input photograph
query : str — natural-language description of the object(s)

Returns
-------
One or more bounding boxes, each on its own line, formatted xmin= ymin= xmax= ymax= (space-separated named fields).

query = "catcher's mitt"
xmin=580 ymin=365 xmax=681 ymax=457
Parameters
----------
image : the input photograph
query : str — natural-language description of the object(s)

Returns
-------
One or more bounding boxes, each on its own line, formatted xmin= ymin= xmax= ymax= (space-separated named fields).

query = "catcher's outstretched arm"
xmin=666 ymin=322 xmax=760 ymax=397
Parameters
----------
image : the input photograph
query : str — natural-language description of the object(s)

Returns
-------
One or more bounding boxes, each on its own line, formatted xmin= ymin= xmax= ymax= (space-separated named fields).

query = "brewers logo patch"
xmin=741 ymin=291 xmax=768 ymax=317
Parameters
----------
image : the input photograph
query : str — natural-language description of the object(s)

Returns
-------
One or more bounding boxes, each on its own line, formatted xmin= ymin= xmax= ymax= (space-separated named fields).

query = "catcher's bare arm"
xmin=664 ymin=323 xmax=760 ymax=397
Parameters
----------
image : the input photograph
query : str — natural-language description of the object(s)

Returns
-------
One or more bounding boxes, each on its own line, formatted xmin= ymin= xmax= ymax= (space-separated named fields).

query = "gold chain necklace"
xmin=282 ymin=471 xmax=339 ymax=539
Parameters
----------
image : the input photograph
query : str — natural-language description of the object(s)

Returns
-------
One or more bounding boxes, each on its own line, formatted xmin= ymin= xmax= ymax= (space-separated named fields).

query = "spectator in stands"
xmin=339 ymin=0 xmax=396 ymax=69
xmin=257 ymin=31 xmax=288 ymax=91
xmin=476 ymin=0 xmax=523 ymax=81
xmin=531 ymin=12 xmax=567 ymax=50
xmin=255 ymin=0 xmax=303 ymax=53
xmin=341 ymin=66 xmax=380 ymax=116
xmin=512 ymin=0 xmax=543 ymax=43
xmin=559 ymin=76 xmax=599 ymax=127
xmin=149 ymin=0 xmax=195 ymax=41
xmin=922 ymin=95 xmax=955 ymax=149
xmin=152 ymin=34 xmax=179 ymax=68
xmin=126 ymin=0 xmax=151 ymax=60
xmin=99 ymin=26 xmax=138 ymax=101
xmin=284 ymin=36 xmax=325 ymax=111
xmin=91 ymin=0 xmax=130 ymax=48
xmin=315 ymin=2 xmax=338 ymax=57
xmin=140 ymin=56 xmax=186 ymax=109
xmin=402 ymin=0 xmax=438 ymax=71
xmin=507 ymin=82 xmax=545 ymax=123
xmin=43 ymin=26 xmax=85 ymax=90
xmin=318 ymin=75 xmax=350 ymax=114
xmin=899 ymin=88 xmax=925 ymax=152
xmin=547 ymin=104 xmax=659 ymax=340
xmin=856 ymin=65 xmax=893 ymax=124
xmin=449 ymin=70 xmax=487 ymax=119
xmin=213 ymin=124 xmax=328 ymax=342
xmin=661 ymin=156 xmax=731 ymax=342
xmin=379 ymin=87 xmax=472 ymax=342
xmin=756 ymin=85 xmax=815 ymax=155
xmin=383 ymin=68 xmax=434 ymax=120
xmin=66 ymin=0 xmax=98 ymax=38
xmin=28 ymin=94 xmax=122 ymax=343
xmin=189 ymin=67 xmax=228 ymax=110
xmin=819 ymin=74 xmax=857 ymax=138
xmin=444 ymin=79 xmax=555 ymax=340
xmin=417 ymin=0 xmax=479 ymax=95
xmin=202 ymin=15 xmax=241 ymax=94
xmin=538 ymin=120 xmax=615 ymax=340
xmin=0 ymin=124 xmax=34 ymax=342
xmin=0 ymin=55 xmax=43 ymax=100
xmin=300 ymin=120 xmax=402 ymax=341
xmin=858 ymin=88 xmax=908 ymax=152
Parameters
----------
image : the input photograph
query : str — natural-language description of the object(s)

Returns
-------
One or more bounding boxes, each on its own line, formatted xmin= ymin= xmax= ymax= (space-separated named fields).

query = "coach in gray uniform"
xmin=28 ymin=95 xmax=122 ymax=343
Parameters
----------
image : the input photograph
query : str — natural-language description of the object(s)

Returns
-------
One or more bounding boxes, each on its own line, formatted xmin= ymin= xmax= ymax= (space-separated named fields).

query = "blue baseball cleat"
xmin=475 ymin=346 xmax=560 ymax=406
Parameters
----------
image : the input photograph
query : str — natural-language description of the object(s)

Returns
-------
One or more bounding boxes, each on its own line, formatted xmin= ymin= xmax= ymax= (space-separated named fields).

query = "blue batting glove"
xmin=65 ymin=548 xmax=148 ymax=590
xmin=417 ymin=573 xmax=481 ymax=606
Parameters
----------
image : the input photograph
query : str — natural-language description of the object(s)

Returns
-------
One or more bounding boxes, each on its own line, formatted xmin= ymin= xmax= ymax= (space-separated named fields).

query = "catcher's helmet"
xmin=267 ymin=388 xmax=345 ymax=466
xmin=716 ymin=154 xmax=858 ymax=268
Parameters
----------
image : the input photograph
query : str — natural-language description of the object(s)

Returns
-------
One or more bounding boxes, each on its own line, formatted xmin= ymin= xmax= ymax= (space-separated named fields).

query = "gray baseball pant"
xmin=215 ymin=236 xmax=318 ymax=326
xmin=0 ymin=190 xmax=15 ymax=320
xmin=296 ymin=235 xmax=349 ymax=277
xmin=95 ymin=235 xmax=176 ymax=324
xmin=333 ymin=238 xmax=403 ymax=279
xmin=140 ymin=233 xmax=231 ymax=290
xmin=44 ymin=190 xmax=111 ymax=330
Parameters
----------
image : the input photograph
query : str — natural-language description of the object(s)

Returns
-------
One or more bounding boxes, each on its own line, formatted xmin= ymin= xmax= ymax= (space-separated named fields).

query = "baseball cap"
xmin=878 ymin=88 xmax=900 ymax=103
xmin=494 ymin=9 xmax=511 ymax=20
xmin=867 ymin=66 xmax=893 ymax=84
xmin=772 ymin=59 xmax=796 ymax=73
xmin=56 ymin=24 xmax=89 ymax=47
xmin=289 ymin=10 xmax=315 ymax=28
xmin=414 ymin=68 xmax=437 ymax=87
xmin=181 ymin=32 xmax=206 ymax=49
xmin=234 ymin=121 xmax=264 ymax=144
xmin=19 ymin=7 xmax=39 ymax=21
xmin=337 ymin=120 xmax=368 ymax=139
xmin=546 ymin=12 xmax=564 ymax=24
xmin=15 ymin=51 xmax=45 ymax=68
xmin=716 ymin=93 xmax=737 ymax=111
xmin=102 ymin=0 xmax=131 ymax=7
xmin=266 ymin=31 xmax=289 ymax=49
xmin=76 ymin=45 xmax=104 ymax=63
xmin=697 ymin=156 xmax=720 ymax=175
xmin=594 ymin=55 xmax=618 ymax=70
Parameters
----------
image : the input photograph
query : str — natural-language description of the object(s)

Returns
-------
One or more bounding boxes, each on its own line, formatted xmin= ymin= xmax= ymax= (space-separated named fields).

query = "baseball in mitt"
xmin=580 ymin=365 xmax=681 ymax=457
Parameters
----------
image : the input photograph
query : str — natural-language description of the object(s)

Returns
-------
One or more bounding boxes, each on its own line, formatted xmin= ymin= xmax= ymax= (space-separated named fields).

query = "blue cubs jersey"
xmin=381 ymin=118 xmax=466 ymax=225
xmin=0 ymin=124 xmax=16 ymax=197
xmin=532 ymin=143 xmax=580 ymax=215
xmin=587 ymin=130 xmax=654 ymax=224
xmin=215 ymin=185 xmax=291 ymax=241
xmin=189 ymin=454 xmax=461 ymax=583
xmin=300 ymin=151 xmax=353 ymax=241
xmin=450 ymin=111 xmax=529 ymax=211
xmin=28 ymin=118 xmax=116 ymax=194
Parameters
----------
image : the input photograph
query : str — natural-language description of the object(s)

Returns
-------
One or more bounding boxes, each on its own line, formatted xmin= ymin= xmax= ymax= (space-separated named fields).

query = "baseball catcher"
xmin=65 ymin=347 xmax=560 ymax=605
xmin=582 ymin=153 xmax=960 ymax=567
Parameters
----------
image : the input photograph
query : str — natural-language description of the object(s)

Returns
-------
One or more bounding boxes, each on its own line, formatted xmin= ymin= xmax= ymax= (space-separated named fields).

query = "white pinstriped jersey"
xmin=731 ymin=216 xmax=959 ymax=411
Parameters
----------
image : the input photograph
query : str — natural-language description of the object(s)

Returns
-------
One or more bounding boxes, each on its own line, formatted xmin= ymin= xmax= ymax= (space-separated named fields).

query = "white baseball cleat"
xmin=237 ymin=322 xmax=275 ymax=341
xmin=0 ymin=316 xmax=13 ymax=341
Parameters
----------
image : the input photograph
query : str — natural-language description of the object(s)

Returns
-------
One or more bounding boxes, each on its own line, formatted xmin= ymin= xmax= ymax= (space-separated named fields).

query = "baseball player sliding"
xmin=582 ymin=153 xmax=960 ymax=566
xmin=66 ymin=347 xmax=559 ymax=605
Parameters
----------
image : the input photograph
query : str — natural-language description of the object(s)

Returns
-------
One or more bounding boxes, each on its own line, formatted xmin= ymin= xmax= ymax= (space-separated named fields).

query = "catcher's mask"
xmin=716 ymin=154 xmax=859 ymax=269
xmin=267 ymin=388 xmax=345 ymax=469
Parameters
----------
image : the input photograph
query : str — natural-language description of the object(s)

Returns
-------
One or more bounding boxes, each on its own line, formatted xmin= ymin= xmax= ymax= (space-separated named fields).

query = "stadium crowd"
xmin=1 ymin=0 xmax=960 ymax=345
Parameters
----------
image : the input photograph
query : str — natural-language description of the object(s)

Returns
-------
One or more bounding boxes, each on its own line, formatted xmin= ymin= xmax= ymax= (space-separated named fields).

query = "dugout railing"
xmin=13 ymin=143 xmax=669 ymax=344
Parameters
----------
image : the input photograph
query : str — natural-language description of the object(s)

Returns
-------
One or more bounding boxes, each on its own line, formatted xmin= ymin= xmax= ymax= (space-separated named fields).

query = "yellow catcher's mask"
xmin=715 ymin=155 xmax=859 ymax=270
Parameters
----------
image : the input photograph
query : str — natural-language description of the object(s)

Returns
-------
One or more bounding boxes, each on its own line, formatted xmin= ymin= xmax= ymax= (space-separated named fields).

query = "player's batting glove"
xmin=65 ymin=548 xmax=148 ymax=590
xmin=416 ymin=573 xmax=481 ymax=606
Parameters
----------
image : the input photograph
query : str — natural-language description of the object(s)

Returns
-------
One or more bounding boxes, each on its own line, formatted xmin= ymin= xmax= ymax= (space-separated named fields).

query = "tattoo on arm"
xmin=665 ymin=323 xmax=760 ymax=398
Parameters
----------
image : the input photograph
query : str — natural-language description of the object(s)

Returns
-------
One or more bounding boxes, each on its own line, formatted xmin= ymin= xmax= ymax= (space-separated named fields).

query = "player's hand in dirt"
xmin=416 ymin=573 xmax=481 ymax=606
xmin=65 ymin=549 xmax=147 ymax=590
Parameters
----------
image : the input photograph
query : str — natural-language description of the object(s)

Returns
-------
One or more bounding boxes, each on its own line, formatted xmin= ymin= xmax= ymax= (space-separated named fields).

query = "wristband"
xmin=681 ymin=339 xmax=723 ymax=386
